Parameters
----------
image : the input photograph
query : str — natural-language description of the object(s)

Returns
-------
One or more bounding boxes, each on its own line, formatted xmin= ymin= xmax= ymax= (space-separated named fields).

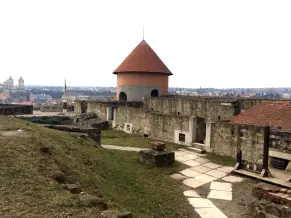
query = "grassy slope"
xmin=101 ymin=129 xmax=183 ymax=150
xmin=102 ymin=130 xmax=237 ymax=167
xmin=0 ymin=116 xmax=197 ymax=218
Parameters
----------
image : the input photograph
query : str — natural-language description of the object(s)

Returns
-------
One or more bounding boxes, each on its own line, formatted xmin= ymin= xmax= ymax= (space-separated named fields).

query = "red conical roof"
xmin=113 ymin=40 xmax=172 ymax=75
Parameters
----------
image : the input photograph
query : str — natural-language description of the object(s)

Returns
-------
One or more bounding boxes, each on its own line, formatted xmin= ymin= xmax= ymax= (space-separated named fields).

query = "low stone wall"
xmin=0 ymin=104 xmax=33 ymax=115
xmin=250 ymin=182 xmax=291 ymax=217
xmin=40 ymin=104 xmax=63 ymax=112
xmin=43 ymin=124 xmax=101 ymax=144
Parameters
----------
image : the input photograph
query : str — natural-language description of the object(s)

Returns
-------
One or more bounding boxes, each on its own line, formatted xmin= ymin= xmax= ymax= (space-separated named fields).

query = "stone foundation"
xmin=250 ymin=182 xmax=291 ymax=217
xmin=140 ymin=150 xmax=175 ymax=167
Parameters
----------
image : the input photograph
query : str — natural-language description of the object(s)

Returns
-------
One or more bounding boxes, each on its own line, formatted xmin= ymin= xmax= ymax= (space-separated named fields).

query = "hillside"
xmin=0 ymin=116 xmax=197 ymax=218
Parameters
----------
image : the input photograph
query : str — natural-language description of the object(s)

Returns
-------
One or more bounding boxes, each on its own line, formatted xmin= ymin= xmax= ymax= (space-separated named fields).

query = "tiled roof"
xmin=232 ymin=101 xmax=291 ymax=130
xmin=113 ymin=40 xmax=172 ymax=75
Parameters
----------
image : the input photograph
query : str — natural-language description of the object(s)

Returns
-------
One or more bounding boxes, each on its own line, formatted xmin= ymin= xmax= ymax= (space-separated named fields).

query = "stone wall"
xmin=86 ymin=102 xmax=108 ymax=120
xmin=143 ymin=97 xmax=237 ymax=121
xmin=114 ymin=106 xmax=190 ymax=144
xmin=0 ymin=104 xmax=33 ymax=115
xmin=211 ymin=122 xmax=264 ymax=172
xmin=269 ymin=128 xmax=291 ymax=153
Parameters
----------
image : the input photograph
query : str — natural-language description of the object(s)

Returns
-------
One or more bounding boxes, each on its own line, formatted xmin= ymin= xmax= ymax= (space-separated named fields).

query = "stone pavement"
xmin=101 ymin=145 xmax=245 ymax=218
xmin=172 ymin=148 xmax=244 ymax=218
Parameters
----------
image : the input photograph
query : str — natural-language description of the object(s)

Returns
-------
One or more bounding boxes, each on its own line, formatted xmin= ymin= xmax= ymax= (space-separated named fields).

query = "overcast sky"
xmin=0 ymin=1 xmax=291 ymax=88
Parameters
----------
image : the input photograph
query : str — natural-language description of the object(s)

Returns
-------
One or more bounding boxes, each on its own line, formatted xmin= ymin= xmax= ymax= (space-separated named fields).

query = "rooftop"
xmin=113 ymin=40 xmax=172 ymax=75
xmin=232 ymin=101 xmax=291 ymax=130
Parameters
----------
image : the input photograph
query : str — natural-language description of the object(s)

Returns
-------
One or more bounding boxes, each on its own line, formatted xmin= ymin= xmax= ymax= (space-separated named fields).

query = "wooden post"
xmin=260 ymin=126 xmax=270 ymax=177
xmin=234 ymin=126 xmax=242 ymax=170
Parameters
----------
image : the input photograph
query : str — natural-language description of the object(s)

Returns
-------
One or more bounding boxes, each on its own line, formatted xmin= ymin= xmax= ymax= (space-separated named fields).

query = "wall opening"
xmin=81 ymin=101 xmax=87 ymax=113
xmin=119 ymin=92 xmax=127 ymax=101
xmin=151 ymin=89 xmax=159 ymax=97
xmin=126 ymin=125 xmax=131 ymax=131
xmin=196 ymin=117 xmax=206 ymax=144
xmin=144 ymin=134 xmax=149 ymax=138
xmin=179 ymin=133 xmax=186 ymax=142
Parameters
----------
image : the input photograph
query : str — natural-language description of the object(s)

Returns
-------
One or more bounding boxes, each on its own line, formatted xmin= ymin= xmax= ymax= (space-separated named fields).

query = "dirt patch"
xmin=0 ymin=130 xmax=26 ymax=137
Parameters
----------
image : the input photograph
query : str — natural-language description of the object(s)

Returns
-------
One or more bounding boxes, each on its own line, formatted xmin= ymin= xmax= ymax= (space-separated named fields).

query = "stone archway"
xmin=119 ymin=92 xmax=127 ymax=101
xmin=151 ymin=89 xmax=159 ymax=97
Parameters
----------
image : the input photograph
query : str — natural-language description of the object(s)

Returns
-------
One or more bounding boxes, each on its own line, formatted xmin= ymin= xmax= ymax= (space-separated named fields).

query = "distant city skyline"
xmin=1 ymin=0 xmax=291 ymax=88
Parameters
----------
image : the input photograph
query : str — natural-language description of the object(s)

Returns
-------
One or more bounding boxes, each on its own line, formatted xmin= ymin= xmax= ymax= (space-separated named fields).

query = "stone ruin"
xmin=74 ymin=113 xmax=109 ymax=130
xmin=250 ymin=182 xmax=291 ymax=217
xmin=140 ymin=142 xmax=175 ymax=167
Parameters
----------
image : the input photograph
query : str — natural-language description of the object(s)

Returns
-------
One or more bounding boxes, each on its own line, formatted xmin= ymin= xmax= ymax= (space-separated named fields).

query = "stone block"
xmin=150 ymin=142 xmax=166 ymax=151
xmin=140 ymin=150 xmax=175 ymax=167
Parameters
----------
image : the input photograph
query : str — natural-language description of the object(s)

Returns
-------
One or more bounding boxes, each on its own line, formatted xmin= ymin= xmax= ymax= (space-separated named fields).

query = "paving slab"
xmin=207 ymin=190 xmax=232 ymax=201
xmin=183 ymin=153 xmax=198 ymax=160
xmin=195 ymin=157 xmax=210 ymax=164
xmin=175 ymin=151 xmax=190 ymax=157
xmin=202 ymin=162 xmax=221 ymax=169
xmin=183 ymin=178 xmax=207 ymax=188
xmin=195 ymin=174 xmax=216 ymax=183
xmin=175 ymin=156 xmax=192 ymax=162
xmin=170 ymin=173 xmax=188 ymax=180
xmin=217 ymin=166 xmax=234 ymax=173
xmin=183 ymin=160 xmax=201 ymax=167
xmin=210 ymin=181 xmax=232 ymax=192
xmin=222 ymin=175 xmax=244 ymax=183
xmin=183 ymin=190 xmax=201 ymax=197
xmin=180 ymin=169 xmax=201 ymax=178
xmin=195 ymin=207 xmax=228 ymax=218
xmin=188 ymin=197 xmax=215 ymax=208
xmin=190 ymin=165 xmax=211 ymax=173
xmin=206 ymin=169 xmax=227 ymax=179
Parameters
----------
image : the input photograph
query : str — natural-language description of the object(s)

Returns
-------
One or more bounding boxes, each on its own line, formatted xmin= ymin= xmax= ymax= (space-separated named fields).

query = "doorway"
xmin=119 ymin=92 xmax=127 ymax=101
xmin=196 ymin=117 xmax=206 ymax=144
xmin=151 ymin=89 xmax=159 ymax=97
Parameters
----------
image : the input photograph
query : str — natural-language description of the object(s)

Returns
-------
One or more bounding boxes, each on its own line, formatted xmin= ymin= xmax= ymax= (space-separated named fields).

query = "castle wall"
xmin=113 ymin=106 xmax=192 ymax=145
xmin=143 ymin=97 xmax=236 ymax=121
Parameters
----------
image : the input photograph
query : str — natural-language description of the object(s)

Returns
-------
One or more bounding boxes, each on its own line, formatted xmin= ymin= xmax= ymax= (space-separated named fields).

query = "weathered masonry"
xmin=0 ymin=104 xmax=33 ymax=115
xmin=75 ymin=97 xmax=291 ymax=156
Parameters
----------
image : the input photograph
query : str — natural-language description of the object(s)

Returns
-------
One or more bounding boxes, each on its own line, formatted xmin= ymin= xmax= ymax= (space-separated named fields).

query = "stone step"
xmin=192 ymin=142 xmax=206 ymax=150
xmin=185 ymin=146 xmax=206 ymax=154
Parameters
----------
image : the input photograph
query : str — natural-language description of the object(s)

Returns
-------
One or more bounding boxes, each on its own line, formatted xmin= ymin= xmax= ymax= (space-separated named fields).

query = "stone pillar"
xmin=205 ymin=121 xmax=212 ymax=150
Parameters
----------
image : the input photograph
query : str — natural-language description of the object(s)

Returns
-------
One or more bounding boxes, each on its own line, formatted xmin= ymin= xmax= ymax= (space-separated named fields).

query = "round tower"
xmin=113 ymin=40 xmax=172 ymax=101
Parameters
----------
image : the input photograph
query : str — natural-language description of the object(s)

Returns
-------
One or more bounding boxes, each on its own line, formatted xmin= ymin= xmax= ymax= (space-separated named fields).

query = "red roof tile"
xmin=232 ymin=101 xmax=291 ymax=130
xmin=113 ymin=40 xmax=172 ymax=75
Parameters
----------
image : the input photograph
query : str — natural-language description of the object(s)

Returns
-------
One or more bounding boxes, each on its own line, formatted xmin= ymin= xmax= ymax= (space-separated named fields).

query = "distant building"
xmin=30 ymin=94 xmax=52 ymax=104
xmin=3 ymin=77 xmax=13 ymax=89
xmin=18 ymin=77 xmax=24 ymax=90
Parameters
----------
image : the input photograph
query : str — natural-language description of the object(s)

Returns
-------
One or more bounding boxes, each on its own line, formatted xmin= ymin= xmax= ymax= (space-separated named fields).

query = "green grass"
xmin=0 ymin=116 xmax=197 ymax=218
xmin=101 ymin=129 xmax=183 ymax=150
xmin=205 ymin=153 xmax=236 ymax=166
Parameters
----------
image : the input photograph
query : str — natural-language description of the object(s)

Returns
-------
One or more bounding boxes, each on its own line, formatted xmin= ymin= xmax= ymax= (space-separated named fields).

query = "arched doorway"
xmin=119 ymin=92 xmax=127 ymax=101
xmin=151 ymin=89 xmax=159 ymax=97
